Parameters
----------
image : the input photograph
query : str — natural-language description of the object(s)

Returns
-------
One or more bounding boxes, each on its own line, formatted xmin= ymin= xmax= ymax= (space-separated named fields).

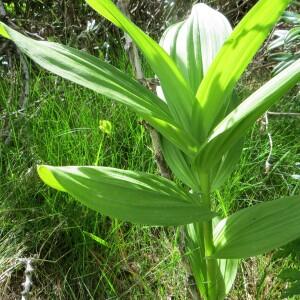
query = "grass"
xmin=0 ymin=54 xmax=300 ymax=299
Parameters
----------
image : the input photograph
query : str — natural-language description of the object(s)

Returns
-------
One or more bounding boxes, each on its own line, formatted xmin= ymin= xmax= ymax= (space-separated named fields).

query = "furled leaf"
xmin=99 ymin=120 xmax=112 ymax=135
xmin=157 ymin=3 xmax=235 ymax=186
xmin=86 ymin=0 xmax=196 ymax=132
xmin=159 ymin=3 xmax=232 ymax=95
xmin=197 ymin=59 xmax=300 ymax=171
xmin=0 ymin=22 xmax=199 ymax=156
xmin=192 ymin=0 xmax=291 ymax=138
xmin=214 ymin=196 xmax=300 ymax=259
xmin=218 ymin=258 xmax=239 ymax=295
xmin=161 ymin=138 xmax=198 ymax=191
xmin=38 ymin=165 xmax=215 ymax=226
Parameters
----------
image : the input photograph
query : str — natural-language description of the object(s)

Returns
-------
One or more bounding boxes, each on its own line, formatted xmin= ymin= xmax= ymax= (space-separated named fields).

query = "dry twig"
xmin=117 ymin=0 xmax=171 ymax=179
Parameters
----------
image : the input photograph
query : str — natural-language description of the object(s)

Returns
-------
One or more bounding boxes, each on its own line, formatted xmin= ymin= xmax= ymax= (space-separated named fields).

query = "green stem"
xmin=201 ymin=173 xmax=218 ymax=300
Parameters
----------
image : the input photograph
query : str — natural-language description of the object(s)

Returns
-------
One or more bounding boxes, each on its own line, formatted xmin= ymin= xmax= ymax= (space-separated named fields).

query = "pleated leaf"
xmin=38 ymin=165 xmax=215 ymax=226
xmin=197 ymin=59 xmax=300 ymax=170
xmin=214 ymin=196 xmax=300 ymax=259
xmin=192 ymin=0 xmax=292 ymax=138
xmin=157 ymin=3 xmax=233 ymax=185
xmin=86 ymin=0 xmax=196 ymax=132
xmin=159 ymin=3 xmax=232 ymax=95
xmin=0 ymin=22 xmax=199 ymax=156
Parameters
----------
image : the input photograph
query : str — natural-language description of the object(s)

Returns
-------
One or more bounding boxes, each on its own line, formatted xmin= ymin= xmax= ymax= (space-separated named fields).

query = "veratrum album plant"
xmin=1 ymin=0 xmax=299 ymax=299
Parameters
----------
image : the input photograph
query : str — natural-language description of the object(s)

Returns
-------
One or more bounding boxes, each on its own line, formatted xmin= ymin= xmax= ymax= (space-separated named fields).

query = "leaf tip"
xmin=37 ymin=165 xmax=66 ymax=192
xmin=0 ymin=22 xmax=10 ymax=39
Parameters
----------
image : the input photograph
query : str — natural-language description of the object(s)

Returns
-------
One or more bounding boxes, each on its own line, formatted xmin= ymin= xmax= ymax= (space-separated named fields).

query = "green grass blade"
xmin=214 ymin=196 xmax=300 ymax=259
xmin=192 ymin=0 xmax=292 ymax=138
xmin=83 ymin=231 xmax=109 ymax=248
xmin=38 ymin=165 xmax=215 ymax=226
xmin=197 ymin=59 xmax=300 ymax=170
xmin=86 ymin=0 xmax=196 ymax=132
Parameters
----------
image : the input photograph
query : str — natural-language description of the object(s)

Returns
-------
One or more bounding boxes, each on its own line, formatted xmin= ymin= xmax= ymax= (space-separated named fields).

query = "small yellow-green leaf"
xmin=99 ymin=120 xmax=112 ymax=135
xmin=0 ymin=23 xmax=9 ymax=39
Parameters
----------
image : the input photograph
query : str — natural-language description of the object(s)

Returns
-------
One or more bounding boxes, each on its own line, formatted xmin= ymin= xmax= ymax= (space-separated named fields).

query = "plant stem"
xmin=201 ymin=173 xmax=218 ymax=300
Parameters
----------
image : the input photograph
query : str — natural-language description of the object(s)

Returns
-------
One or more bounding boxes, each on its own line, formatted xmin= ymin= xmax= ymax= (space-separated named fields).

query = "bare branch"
xmin=117 ymin=0 xmax=171 ymax=179
xmin=267 ymin=111 xmax=300 ymax=117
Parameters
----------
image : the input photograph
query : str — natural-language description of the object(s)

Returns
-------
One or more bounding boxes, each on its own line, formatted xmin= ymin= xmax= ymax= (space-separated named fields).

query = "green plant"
xmin=0 ymin=0 xmax=299 ymax=299
xmin=268 ymin=5 xmax=300 ymax=75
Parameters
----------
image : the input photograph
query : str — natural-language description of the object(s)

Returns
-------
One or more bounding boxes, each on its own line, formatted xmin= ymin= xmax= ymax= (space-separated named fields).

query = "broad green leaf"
xmin=197 ymin=59 xmax=300 ymax=170
xmin=86 ymin=0 xmax=196 ymax=132
xmin=192 ymin=0 xmax=291 ymax=137
xmin=38 ymin=165 xmax=215 ymax=226
xmin=214 ymin=196 xmax=300 ymax=259
xmin=159 ymin=3 xmax=232 ymax=95
xmin=0 ymin=22 xmax=199 ymax=156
